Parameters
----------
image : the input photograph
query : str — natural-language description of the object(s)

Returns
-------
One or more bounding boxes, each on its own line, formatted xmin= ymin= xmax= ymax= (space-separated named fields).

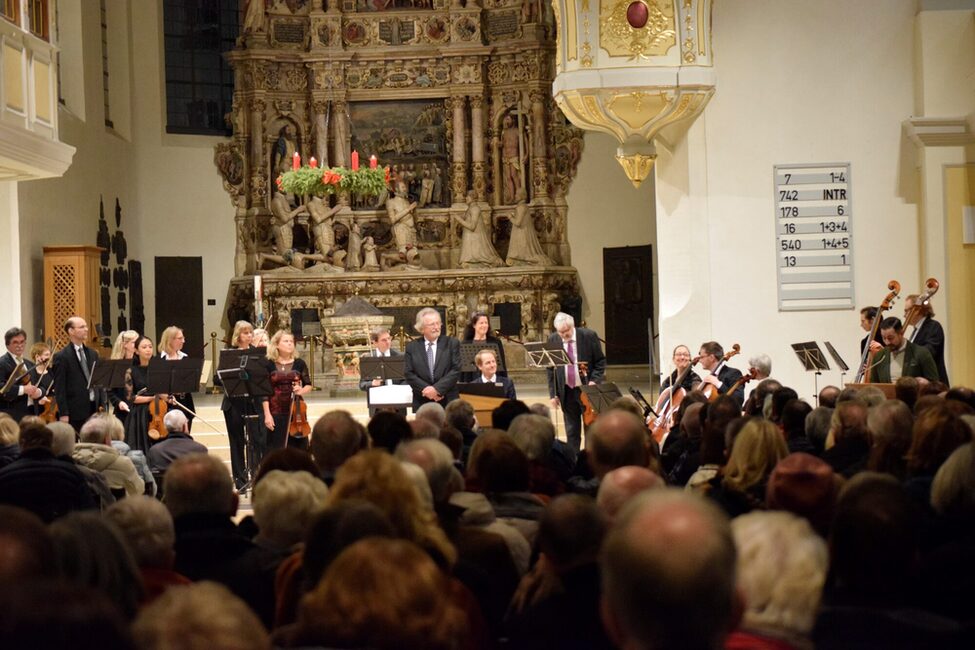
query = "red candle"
xmin=351 ymin=150 xmax=359 ymax=171
xmin=292 ymin=151 xmax=300 ymax=170
xmin=310 ymin=157 xmax=318 ymax=168
xmin=369 ymin=154 xmax=377 ymax=169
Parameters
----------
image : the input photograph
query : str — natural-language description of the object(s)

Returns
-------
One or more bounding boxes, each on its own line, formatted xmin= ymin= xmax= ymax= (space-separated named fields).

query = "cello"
xmin=650 ymin=354 xmax=701 ymax=444
xmin=855 ymin=280 xmax=900 ymax=383
xmin=701 ymin=344 xmax=741 ymax=401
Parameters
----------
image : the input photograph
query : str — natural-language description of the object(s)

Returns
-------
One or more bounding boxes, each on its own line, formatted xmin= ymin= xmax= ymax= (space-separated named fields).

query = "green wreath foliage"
xmin=277 ymin=166 xmax=388 ymax=197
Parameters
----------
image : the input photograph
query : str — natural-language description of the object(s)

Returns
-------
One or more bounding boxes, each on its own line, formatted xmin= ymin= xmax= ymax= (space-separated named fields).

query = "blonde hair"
xmin=158 ymin=326 xmax=183 ymax=356
xmin=722 ymin=419 xmax=788 ymax=493
xmin=111 ymin=330 xmax=139 ymax=360
xmin=732 ymin=511 xmax=827 ymax=637
xmin=252 ymin=328 xmax=269 ymax=347
xmin=0 ymin=413 xmax=18 ymax=445
xmin=327 ymin=450 xmax=456 ymax=568
xmin=29 ymin=342 xmax=50 ymax=364
xmin=266 ymin=330 xmax=294 ymax=362
xmin=230 ymin=320 xmax=254 ymax=348
xmin=474 ymin=348 xmax=497 ymax=368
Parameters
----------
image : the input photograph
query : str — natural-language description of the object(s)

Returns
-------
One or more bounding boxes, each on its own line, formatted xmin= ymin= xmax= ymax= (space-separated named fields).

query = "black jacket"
xmin=404 ymin=335 xmax=462 ymax=410
xmin=0 ymin=447 xmax=97 ymax=522
xmin=52 ymin=343 xmax=98 ymax=423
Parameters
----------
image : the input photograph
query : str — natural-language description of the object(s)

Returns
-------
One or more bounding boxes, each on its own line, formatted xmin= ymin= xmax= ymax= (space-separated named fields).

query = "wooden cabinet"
xmin=43 ymin=246 xmax=103 ymax=351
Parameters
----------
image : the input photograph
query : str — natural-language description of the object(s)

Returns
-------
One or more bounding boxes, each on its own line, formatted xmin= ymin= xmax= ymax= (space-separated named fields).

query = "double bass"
xmin=855 ymin=280 xmax=901 ymax=383
xmin=903 ymin=278 xmax=939 ymax=329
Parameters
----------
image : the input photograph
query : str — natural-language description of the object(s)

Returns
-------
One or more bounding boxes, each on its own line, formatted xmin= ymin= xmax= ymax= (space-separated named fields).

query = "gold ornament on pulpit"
xmin=552 ymin=0 xmax=715 ymax=187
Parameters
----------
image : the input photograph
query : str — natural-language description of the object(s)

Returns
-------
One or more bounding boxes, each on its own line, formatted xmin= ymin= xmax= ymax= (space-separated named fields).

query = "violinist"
xmin=546 ymin=312 xmax=606 ymax=453
xmin=697 ymin=341 xmax=745 ymax=407
xmin=252 ymin=328 xmax=270 ymax=348
xmin=158 ymin=326 xmax=196 ymax=431
xmin=109 ymin=330 xmax=139 ymax=425
xmin=262 ymin=330 xmax=312 ymax=452
xmin=0 ymin=327 xmax=42 ymax=422
xmin=221 ymin=320 xmax=261 ymax=490
xmin=461 ymin=311 xmax=507 ymax=382
xmin=28 ymin=343 xmax=54 ymax=417
xmin=123 ymin=336 xmax=165 ymax=454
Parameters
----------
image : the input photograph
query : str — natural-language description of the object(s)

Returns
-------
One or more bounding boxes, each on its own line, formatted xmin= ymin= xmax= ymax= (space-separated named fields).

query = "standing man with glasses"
xmin=53 ymin=317 xmax=99 ymax=431
xmin=404 ymin=308 xmax=461 ymax=412
xmin=0 ymin=327 xmax=43 ymax=422
xmin=547 ymin=311 xmax=606 ymax=453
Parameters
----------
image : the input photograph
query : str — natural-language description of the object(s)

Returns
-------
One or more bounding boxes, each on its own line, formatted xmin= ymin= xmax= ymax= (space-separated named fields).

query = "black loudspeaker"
xmin=290 ymin=308 xmax=321 ymax=339
xmin=492 ymin=302 xmax=521 ymax=337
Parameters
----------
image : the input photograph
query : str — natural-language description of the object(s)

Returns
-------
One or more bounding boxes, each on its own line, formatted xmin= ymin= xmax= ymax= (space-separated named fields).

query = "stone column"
xmin=470 ymin=94 xmax=487 ymax=202
xmin=249 ymin=97 xmax=267 ymax=207
xmin=450 ymin=95 xmax=468 ymax=204
xmin=333 ymin=100 xmax=350 ymax=208
xmin=312 ymin=100 xmax=329 ymax=167
xmin=529 ymin=89 xmax=550 ymax=202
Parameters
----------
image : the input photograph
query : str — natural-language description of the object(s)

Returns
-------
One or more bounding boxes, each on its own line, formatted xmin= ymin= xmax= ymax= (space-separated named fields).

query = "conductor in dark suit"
xmin=904 ymin=295 xmax=949 ymax=385
xmin=474 ymin=349 xmax=516 ymax=400
xmin=0 ymin=327 xmax=42 ymax=422
xmin=52 ymin=316 xmax=98 ymax=431
xmin=697 ymin=340 xmax=745 ymax=407
xmin=404 ymin=308 xmax=461 ymax=412
xmin=358 ymin=327 xmax=403 ymax=391
xmin=547 ymin=312 xmax=606 ymax=453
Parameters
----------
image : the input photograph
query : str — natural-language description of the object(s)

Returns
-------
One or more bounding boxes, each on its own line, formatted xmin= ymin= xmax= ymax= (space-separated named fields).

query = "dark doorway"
xmin=603 ymin=245 xmax=653 ymax=365
xmin=154 ymin=257 xmax=204 ymax=358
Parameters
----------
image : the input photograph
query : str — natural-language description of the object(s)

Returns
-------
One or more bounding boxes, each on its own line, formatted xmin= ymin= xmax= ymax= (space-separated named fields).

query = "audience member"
xmin=746 ymin=379 xmax=782 ymax=417
xmin=662 ymin=401 xmax=704 ymax=482
xmin=146 ymin=410 xmax=208 ymax=477
xmin=0 ymin=504 xmax=56 ymax=582
xmin=601 ymin=489 xmax=739 ymax=650
xmin=0 ymin=413 xmax=19 ymax=469
xmin=98 ymin=412 xmax=155 ymax=496
xmin=894 ymin=376 xmax=919 ymax=411
xmin=904 ymin=402 xmax=971 ymax=507
xmin=367 ymin=410 xmax=412 ymax=452
xmin=415 ymin=401 xmax=447 ymax=429
xmin=445 ymin=398 xmax=478 ymax=458
xmin=766 ymin=452 xmax=841 ymax=537
xmin=74 ymin=416 xmax=145 ymax=497
xmin=822 ymin=400 xmax=870 ymax=477
xmin=588 ymin=409 xmax=650 ymax=481
xmin=253 ymin=469 xmax=328 ymax=555
xmin=508 ymin=413 xmax=564 ymax=495
xmin=410 ymin=415 xmax=441 ymax=439
xmin=0 ymin=423 xmax=96 ymax=521
xmin=104 ymin=496 xmax=190 ymax=603
xmin=470 ymin=431 xmax=546 ymax=544
xmin=728 ymin=511 xmax=828 ymax=650
xmin=866 ymin=399 xmax=914 ymax=480
xmin=596 ymin=466 xmax=663 ymax=519
xmin=780 ymin=399 xmax=814 ymax=454
xmin=132 ymin=582 xmax=270 ymax=650
xmin=769 ymin=387 xmax=799 ymax=424
xmin=708 ymin=419 xmax=787 ymax=518
xmin=818 ymin=385 xmax=840 ymax=409
xmin=804 ymin=406 xmax=833 ymax=455
xmin=307 ymin=411 xmax=365 ymax=486
xmin=492 ymin=399 xmax=530 ymax=431
xmin=49 ymin=420 xmax=114 ymax=508
xmin=251 ymin=447 xmax=319 ymax=486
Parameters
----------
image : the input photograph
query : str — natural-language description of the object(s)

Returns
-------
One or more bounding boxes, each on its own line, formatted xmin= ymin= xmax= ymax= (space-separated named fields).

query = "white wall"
xmin=658 ymin=0 xmax=921 ymax=397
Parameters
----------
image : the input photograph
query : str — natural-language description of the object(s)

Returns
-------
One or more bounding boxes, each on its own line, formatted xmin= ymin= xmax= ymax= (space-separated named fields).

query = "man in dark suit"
xmin=358 ymin=327 xmax=402 ymax=391
xmin=0 ymin=327 xmax=42 ymax=422
xmin=904 ymin=296 xmax=948 ymax=385
xmin=870 ymin=317 xmax=939 ymax=383
xmin=697 ymin=340 xmax=745 ymax=407
xmin=547 ymin=312 xmax=606 ymax=453
xmin=474 ymin=348 xmax=516 ymax=399
xmin=404 ymin=308 xmax=461 ymax=412
xmin=52 ymin=316 xmax=98 ymax=431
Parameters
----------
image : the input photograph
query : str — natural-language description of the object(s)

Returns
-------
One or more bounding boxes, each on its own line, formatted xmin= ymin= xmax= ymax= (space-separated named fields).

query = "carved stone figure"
xmin=307 ymin=195 xmax=340 ymax=257
xmin=502 ymin=113 xmax=525 ymax=204
xmin=419 ymin=169 xmax=434 ymax=207
xmin=346 ymin=222 xmax=363 ymax=271
xmin=243 ymin=0 xmax=268 ymax=36
xmin=269 ymin=190 xmax=307 ymax=253
xmin=362 ymin=236 xmax=380 ymax=271
xmin=506 ymin=190 xmax=553 ymax=266
xmin=387 ymin=180 xmax=418 ymax=255
xmin=456 ymin=191 xmax=504 ymax=269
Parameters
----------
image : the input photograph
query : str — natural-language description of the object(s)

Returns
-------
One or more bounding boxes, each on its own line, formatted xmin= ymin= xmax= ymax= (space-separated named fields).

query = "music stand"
xmin=524 ymin=342 xmax=571 ymax=435
xmin=90 ymin=359 xmax=133 ymax=412
xmin=458 ymin=381 xmax=508 ymax=428
xmin=217 ymin=348 xmax=272 ymax=494
xmin=628 ymin=387 xmax=658 ymax=419
xmin=459 ymin=342 xmax=505 ymax=373
xmin=147 ymin=357 xmax=204 ymax=400
xmin=822 ymin=341 xmax=849 ymax=399
xmin=791 ymin=341 xmax=830 ymax=404
xmin=580 ymin=383 xmax=623 ymax=420
xmin=360 ymin=356 xmax=408 ymax=415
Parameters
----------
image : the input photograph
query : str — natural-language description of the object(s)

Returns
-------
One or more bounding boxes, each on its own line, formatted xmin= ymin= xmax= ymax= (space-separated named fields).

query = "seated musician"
xmin=474 ymin=349 xmax=516 ymax=400
xmin=662 ymin=345 xmax=701 ymax=393
xmin=697 ymin=341 xmax=745 ymax=407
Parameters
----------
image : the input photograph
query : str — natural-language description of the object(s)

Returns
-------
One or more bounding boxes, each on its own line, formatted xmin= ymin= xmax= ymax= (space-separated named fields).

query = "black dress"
xmin=124 ymin=363 xmax=152 ymax=454
xmin=265 ymin=358 xmax=312 ymax=453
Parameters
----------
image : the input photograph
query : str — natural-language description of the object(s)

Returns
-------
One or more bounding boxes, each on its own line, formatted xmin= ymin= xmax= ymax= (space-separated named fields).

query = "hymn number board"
xmin=773 ymin=163 xmax=853 ymax=311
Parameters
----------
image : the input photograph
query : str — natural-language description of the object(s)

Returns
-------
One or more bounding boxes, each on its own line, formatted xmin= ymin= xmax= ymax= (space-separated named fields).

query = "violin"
xmin=288 ymin=392 xmax=311 ymax=439
xmin=856 ymin=280 xmax=900 ymax=383
xmin=650 ymin=355 xmax=701 ymax=444
xmin=147 ymin=394 xmax=169 ymax=441
xmin=574 ymin=361 xmax=600 ymax=426
xmin=701 ymin=344 xmax=741 ymax=401
xmin=723 ymin=367 xmax=758 ymax=399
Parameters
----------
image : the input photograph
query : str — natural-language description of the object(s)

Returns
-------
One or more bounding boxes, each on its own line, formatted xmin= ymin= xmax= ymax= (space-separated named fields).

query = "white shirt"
xmin=374 ymin=348 xmax=392 ymax=385
xmin=909 ymin=317 xmax=926 ymax=343
xmin=481 ymin=374 xmax=498 ymax=384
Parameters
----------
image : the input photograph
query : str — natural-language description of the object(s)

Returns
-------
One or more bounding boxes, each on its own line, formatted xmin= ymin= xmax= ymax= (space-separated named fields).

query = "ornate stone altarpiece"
xmin=218 ymin=0 xmax=586 ymax=389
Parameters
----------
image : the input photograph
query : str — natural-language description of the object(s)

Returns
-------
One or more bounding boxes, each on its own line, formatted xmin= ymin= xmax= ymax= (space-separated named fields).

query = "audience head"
xmin=367 ymin=411 xmax=412 ymax=453
xmin=410 ymin=416 xmax=441 ymax=440
xmin=858 ymin=385 xmax=887 ymax=408
xmin=395 ymin=439 xmax=457 ymax=504
xmin=132 ymin=582 xmax=269 ymax=650
xmin=828 ymin=400 xmax=869 ymax=447
xmin=301 ymin=500 xmax=397 ymax=591
xmin=705 ymin=396 xmax=741 ymax=443
xmin=310 ymin=410 xmax=367 ymax=475
xmin=538 ymin=495 xmax=608 ymax=572
xmin=529 ymin=402 xmax=551 ymax=418
xmin=747 ymin=353 xmax=772 ymax=379
xmin=415 ymin=402 xmax=446 ymax=429
xmin=508 ymin=413 xmax=555 ymax=461
xmin=0 ymin=505 xmax=56 ymax=582
xmin=722 ymin=419 xmax=788 ymax=495
xmin=294 ymin=538 xmax=466 ymax=650
xmin=588 ymin=409 xmax=650 ymax=479
xmin=836 ymin=386 xmax=860 ymax=404
xmin=818 ymin=385 xmax=840 ymax=409
xmin=49 ymin=512 xmax=144 ymax=620
xmin=769 ymin=387 xmax=799 ymax=424
xmin=930 ymin=442 xmax=975 ymax=518
xmin=804 ymin=407 xmax=833 ymax=455
xmin=608 ymin=395 xmax=644 ymax=419
xmin=732 ymin=511 xmax=828 ymax=639
xmin=680 ymin=401 xmax=706 ymax=440
xmin=766 ymin=453 xmax=841 ymax=537
xmin=780 ymin=399 xmax=812 ymax=439
xmin=164 ymin=453 xmax=237 ymax=519
xmin=866 ymin=399 xmax=914 ymax=479
xmin=596 ymin=466 xmax=664 ymax=520
xmin=471 ymin=430 xmax=531 ymax=493
xmin=48 ymin=421 xmax=77 ymax=456
xmin=104 ymin=496 xmax=176 ymax=571
xmin=79 ymin=414 xmax=114 ymax=445
xmin=913 ymin=393 xmax=942 ymax=416
xmin=907 ymin=402 xmax=971 ymax=476
xmin=945 ymin=386 xmax=975 ymax=410
xmin=437 ymin=425 xmax=463 ymax=460
xmin=253 ymin=447 xmax=319 ymax=486
xmin=444 ymin=399 xmax=475 ymax=432
xmin=601 ymin=489 xmax=738 ymax=650
xmin=748 ymin=379 xmax=782 ymax=416
xmin=253 ymin=469 xmax=328 ymax=549
xmin=162 ymin=410 xmax=188 ymax=435
xmin=17 ymin=423 xmax=52 ymax=452
xmin=0 ymin=413 xmax=17 ymax=447
xmin=894 ymin=376 xmax=919 ymax=411
xmin=491 ymin=399 xmax=530 ymax=431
